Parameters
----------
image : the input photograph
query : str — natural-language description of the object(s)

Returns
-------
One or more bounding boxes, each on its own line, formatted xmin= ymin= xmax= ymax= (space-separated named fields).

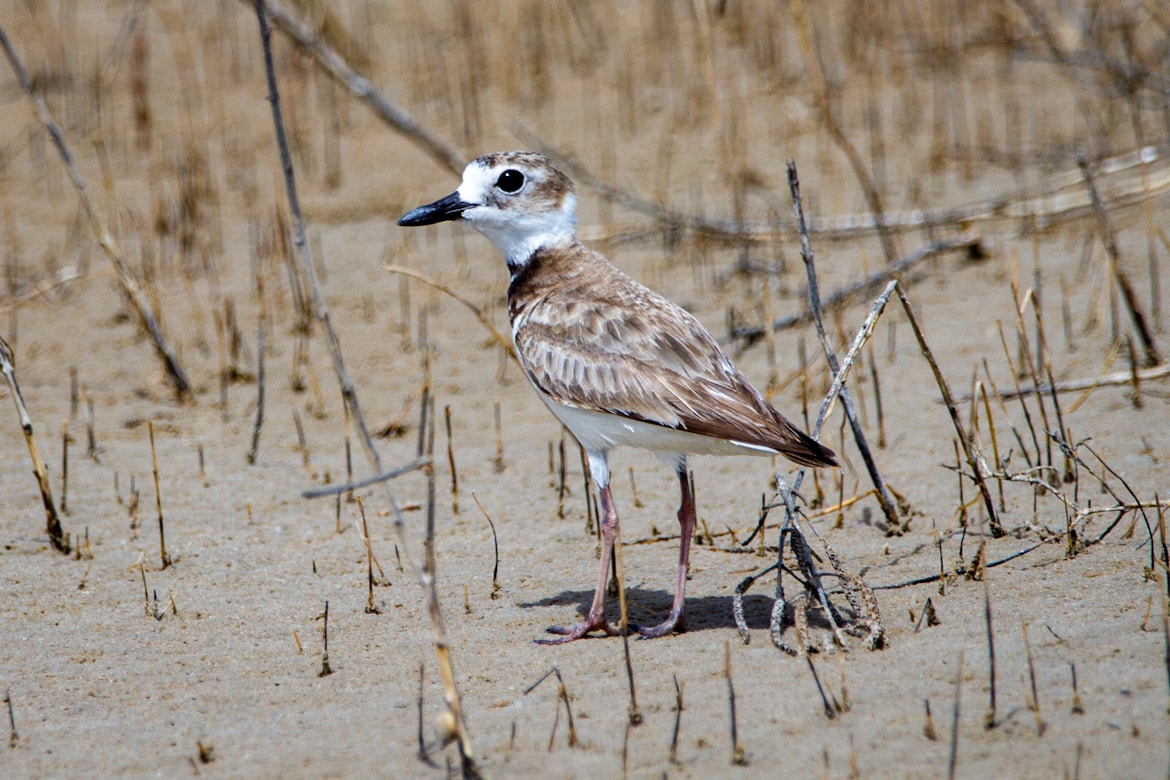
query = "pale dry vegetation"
xmin=1 ymin=1 xmax=1169 ymax=777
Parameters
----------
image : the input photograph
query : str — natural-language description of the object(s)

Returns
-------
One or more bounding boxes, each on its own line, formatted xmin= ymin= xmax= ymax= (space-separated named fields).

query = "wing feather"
xmin=511 ymin=250 xmax=836 ymax=467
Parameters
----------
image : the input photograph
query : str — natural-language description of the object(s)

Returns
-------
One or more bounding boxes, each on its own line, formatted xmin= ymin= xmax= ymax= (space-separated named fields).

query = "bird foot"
xmin=535 ymin=615 xmax=623 ymax=644
xmin=633 ymin=611 xmax=685 ymax=639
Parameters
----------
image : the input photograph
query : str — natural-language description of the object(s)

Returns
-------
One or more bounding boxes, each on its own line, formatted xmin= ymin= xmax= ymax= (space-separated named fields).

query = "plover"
xmin=399 ymin=151 xmax=836 ymax=642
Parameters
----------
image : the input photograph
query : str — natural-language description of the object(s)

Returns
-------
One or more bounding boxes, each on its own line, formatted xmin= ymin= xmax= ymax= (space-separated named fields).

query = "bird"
xmin=399 ymin=151 xmax=837 ymax=643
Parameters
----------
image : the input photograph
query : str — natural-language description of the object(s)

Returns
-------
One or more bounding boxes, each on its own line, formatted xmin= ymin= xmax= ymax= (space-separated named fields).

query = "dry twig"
xmin=0 ymin=25 xmax=190 ymax=398
xmin=255 ymin=0 xmax=465 ymax=175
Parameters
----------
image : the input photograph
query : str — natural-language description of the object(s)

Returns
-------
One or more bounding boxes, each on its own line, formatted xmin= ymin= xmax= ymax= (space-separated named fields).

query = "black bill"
xmin=397 ymin=192 xmax=475 ymax=226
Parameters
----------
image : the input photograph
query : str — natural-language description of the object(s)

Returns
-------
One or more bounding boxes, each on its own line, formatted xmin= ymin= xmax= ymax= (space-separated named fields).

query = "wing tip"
xmin=782 ymin=429 xmax=838 ymax=469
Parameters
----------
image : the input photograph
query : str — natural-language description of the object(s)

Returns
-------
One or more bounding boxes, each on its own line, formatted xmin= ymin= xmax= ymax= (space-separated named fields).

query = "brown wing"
xmin=512 ymin=256 xmax=836 ymax=468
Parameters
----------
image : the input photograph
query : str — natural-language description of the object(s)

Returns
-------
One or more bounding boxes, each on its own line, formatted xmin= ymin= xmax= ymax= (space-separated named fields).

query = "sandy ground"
xmin=2 ymin=1 xmax=1170 ymax=777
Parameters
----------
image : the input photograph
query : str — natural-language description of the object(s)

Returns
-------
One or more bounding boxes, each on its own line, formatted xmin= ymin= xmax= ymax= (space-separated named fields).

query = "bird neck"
xmin=503 ymin=231 xmax=577 ymax=277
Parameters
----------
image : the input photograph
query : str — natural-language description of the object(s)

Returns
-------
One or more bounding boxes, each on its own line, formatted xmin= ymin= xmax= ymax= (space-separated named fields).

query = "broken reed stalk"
xmin=982 ymin=567 xmax=997 ymax=729
xmin=416 ymin=663 xmax=438 ymax=766
xmin=292 ymin=408 xmax=309 ymax=466
xmin=948 ymin=650 xmax=964 ymax=780
xmin=553 ymin=670 xmax=578 ymax=750
xmin=816 ymin=280 xmax=897 ymax=430
xmin=424 ymin=390 xmax=437 ymax=574
xmin=249 ymin=6 xmax=476 ymax=774
xmin=0 ymin=25 xmax=190 ymax=399
xmin=523 ymin=667 xmax=579 ymax=751
xmin=318 ymin=600 xmax=333 ymax=676
xmin=1076 ymin=151 xmax=1160 ymax=366
xmin=1022 ymin=623 xmax=1046 ymax=735
xmin=0 ymin=335 xmax=69 ymax=553
xmin=995 ymin=322 xmax=1043 ymax=466
xmin=4 ymin=688 xmax=16 ymax=748
xmin=669 ymin=674 xmax=683 ymax=765
xmin=470 ymin=493 xmax=500 ymax=600
xmin=83 ymin=385 xmax=97 ymax=461
xmin=358 ymin=497 xmax=379 ymax=614
xmin=148 ymin=420 xmax=170 ymax=569
xmin=246 ymin=327 xmax=265 ymax=465
xmin=978 ymin=382 xmax=1006 ymax=511
xmin=444 ymin=405 xmax=459 ymax=514
xmin=725 ymin=642 xmax=746 ymax=765
xmin=61 ymin=420 xmax=69 ymax=515
xmin=896 ymin=288 xmax=1003 ymax=536
xmin=1010 ymin=279 xmax=1055 ymax=471
xmin=255 ymin=0 xmax=465 ymax=175
xmin=493 ymin=402 xmax=506 ymax=474
xmin=787 ymin=160 xmax=902 ymax=533
xmin=398 ymin=401 xmax=478 ymax=773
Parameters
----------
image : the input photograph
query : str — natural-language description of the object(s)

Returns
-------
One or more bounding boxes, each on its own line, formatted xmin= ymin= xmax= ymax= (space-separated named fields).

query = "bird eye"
xmin=495 ymin=169 xmax=525 ymax=193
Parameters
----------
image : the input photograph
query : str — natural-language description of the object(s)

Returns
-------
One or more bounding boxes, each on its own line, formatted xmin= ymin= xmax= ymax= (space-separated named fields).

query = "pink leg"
xmin=537 ymin=481 xmax=622 ymax=643
xmin=635 ymin=463 xmax=693 ymax=638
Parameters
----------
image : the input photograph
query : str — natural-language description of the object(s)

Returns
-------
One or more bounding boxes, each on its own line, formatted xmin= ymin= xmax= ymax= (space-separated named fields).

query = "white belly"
xmin=539 ymin=392 xmax=777 ymax=459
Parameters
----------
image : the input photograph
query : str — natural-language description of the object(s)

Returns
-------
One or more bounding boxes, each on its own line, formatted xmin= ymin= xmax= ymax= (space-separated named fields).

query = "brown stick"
xmin=788 ymin=161 xmax=902 ymax=532
xmin=61 ymin=419 xmax=69 ymax=516
xmin=246 ymin=327 xmax=265 ymax=465
xmin=896 ymin=289 xmax=1003 ymax=536
xmin=0 ymin=335 xmax=69 ymax=553
xmin=149 ymin=420 xmax=170 ymax=568
xmin=1077 ymin=151 xmax=1161 ymax=366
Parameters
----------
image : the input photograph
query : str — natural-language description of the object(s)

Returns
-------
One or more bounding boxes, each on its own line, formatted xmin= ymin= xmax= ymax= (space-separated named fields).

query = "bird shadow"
xmin=518 ymin=588 xmax=778 ymax=634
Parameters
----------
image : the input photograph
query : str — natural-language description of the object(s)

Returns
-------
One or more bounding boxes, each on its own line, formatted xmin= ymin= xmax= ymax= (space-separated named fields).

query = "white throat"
xmin=458 ymin=181 xmax=578 ymax=268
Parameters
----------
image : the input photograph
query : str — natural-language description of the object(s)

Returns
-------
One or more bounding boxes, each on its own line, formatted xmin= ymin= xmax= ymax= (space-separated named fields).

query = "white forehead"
xmin=456 ymin=159 xmax=502 ymax=202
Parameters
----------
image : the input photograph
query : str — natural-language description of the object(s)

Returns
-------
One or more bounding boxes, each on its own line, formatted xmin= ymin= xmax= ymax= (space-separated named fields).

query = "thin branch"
xmin=250 ymin=4 xmax=477 ymax=775
xmin=301 ymin=457 xmax=431 ymax=499
xmin=1077 ymin=151 xmax=1161 ymax=366
xmin=0 ymin=23 xmax=191 ymax=398
xmin=732 ymin=237 xmax=978 ymax=345
xmin=382 ymin=265 xmax=516 ymax=362
xmin=519 ymin=126 xmax=1170 ymax=246
xmin=960 ymin=363 xmax=1170 ymax=402
xmin=788 ymin=160 xmax=902 ymax=532
xmin=255 ymin=0 xmax=465 ymax=175
xmin=897 ymin=288 xmax=1002 ymax=536
xmin=814 ymin=280 xmax=897 ymax=432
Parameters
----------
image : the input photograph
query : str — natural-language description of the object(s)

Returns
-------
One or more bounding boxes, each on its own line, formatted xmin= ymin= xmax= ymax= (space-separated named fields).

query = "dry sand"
xmin=2 ymin=2 xmax=1169 ymax=777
